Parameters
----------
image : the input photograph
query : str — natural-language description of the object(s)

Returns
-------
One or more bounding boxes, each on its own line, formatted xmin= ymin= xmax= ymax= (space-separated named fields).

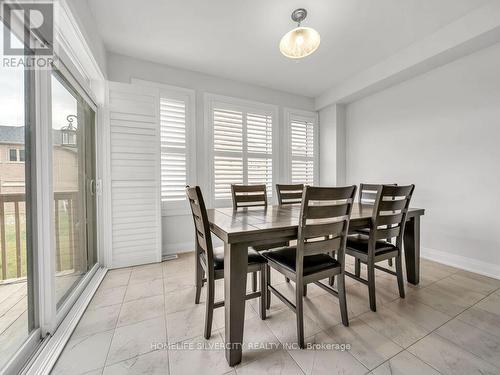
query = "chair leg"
xmin=355 ymin=258 xmax=361 ymax=277
xmin=388 ymin=258 xmax=393 ymax=267
xmin=285 ymin=277 xmax=290 ymax=283
xmin=296 ymin=282 xmax=305 ymax=349
xmin=259 ymin=266 xmax=267 ymax=320
xmin=367 ymin=262 xmax=377 ymax=312
xmin=252 ymin=271 xmax=257 ymax=292
xmin=395 ymin=255 xmax=405 ymax=298
xmin=337 ymin=273 xmax=349 ymax=326
xmin=266 ymin=265 xmax=271 ymax=309
xmin=303 ymin=284 xmax=307 ymax=297
xmin=195 ymin=257 xmax=203 ymax=304
xmin=204 ymin=275 xmax=215 ymax=339
xmin=328 ymin=276 xmax=335 ymax=286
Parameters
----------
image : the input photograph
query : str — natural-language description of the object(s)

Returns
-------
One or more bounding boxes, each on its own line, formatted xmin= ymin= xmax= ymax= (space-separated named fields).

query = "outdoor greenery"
xmin=0 ymin=203 xmax=73 ymax=281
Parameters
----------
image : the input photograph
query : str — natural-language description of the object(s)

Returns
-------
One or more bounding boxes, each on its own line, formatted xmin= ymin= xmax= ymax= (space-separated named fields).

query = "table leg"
xmin=404 ymin=216 xmax=420 ymax=285
xmin=224 ymin=242 xmax=248 ymax=366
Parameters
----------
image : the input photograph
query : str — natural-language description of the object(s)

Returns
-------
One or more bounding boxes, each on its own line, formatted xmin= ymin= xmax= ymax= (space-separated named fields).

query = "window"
xmin=9 ymin=148 xmax=18 ymax=161
xmin=8 ymin=148 xmax=24 ymax=162
xmin=160 ymin=97 xmax=188 ymax=203
xmin=210 ymin=97 xmax=275 ymax=203
xmin=287 ymin=110 xmax=318 ymax=186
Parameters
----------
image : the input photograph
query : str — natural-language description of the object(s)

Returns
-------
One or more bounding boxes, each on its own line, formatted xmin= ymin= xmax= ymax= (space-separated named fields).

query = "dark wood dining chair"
xmin=231 ymin=184 xmax=289 ymax=292
xmin=186 ymin=186 xmax=267 ymax=339
xmin=231 ymin=184 xmax=268 ymax=209
xmin=276 ymin=184 xmax=304 ymax=283
xmin=276 ymin=184 xmax=304 ymax=205
xmin=262 ymin=185 xmax=357 ymax=348
xmin=357 ymin=183 xmax=397 ymax=268
xmin=345 ymin=184 xmax=415 ymax=312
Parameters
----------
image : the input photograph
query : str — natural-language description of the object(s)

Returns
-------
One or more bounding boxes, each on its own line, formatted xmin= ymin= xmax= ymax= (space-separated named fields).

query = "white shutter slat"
xmin=160 ymin=97 xmax=187 ymax=202
xmin=212 ymin=105 xmax=273 ymax=202
xmin=291 ymin=117 xmax=315 ymax=185
xmin=108 ymin=82 xmax=161 ymax=268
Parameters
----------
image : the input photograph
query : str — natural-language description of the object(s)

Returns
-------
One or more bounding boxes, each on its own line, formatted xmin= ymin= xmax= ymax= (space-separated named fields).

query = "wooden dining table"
xmin=207 ymin=203 xmax=425 ymax=366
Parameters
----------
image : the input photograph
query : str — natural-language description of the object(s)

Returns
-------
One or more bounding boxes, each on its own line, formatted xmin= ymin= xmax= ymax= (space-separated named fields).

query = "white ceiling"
xmin=87 ymin=0 xmax=489 ymax=98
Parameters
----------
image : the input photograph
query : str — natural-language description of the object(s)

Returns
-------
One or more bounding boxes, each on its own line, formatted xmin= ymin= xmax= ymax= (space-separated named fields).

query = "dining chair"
xmin=357 ymin=183 xmax=398 ymax=268
xmin=186 ymin=186 xmax=267 ymax=339
xmin=262 ymin=185 xmax=357 ymax=348
xmin=345 ymin=184 xmax=415 ymax=312
xmin=276 ymin=184 xmax=304 ymax=205
xmin=231 ymin=184 xmax=289 ymax=292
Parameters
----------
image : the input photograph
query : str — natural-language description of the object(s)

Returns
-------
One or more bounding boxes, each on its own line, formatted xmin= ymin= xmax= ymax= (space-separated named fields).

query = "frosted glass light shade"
xmin=279 ymin=26 xmax=320 ymax=59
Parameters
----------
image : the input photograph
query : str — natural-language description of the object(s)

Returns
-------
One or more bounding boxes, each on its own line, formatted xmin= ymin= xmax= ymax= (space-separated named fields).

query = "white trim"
xmin=283 ymin=108 xmax=319 ymax=186
xmin=22 ymin=267 xmax=107 ymax=375
xmin=421 ymin=247 xmax=500 ymax=280
xmin=55 ymin=0 xmax=106 ymax=83
xmin=35 ymin=67 xmax=56 ymax=335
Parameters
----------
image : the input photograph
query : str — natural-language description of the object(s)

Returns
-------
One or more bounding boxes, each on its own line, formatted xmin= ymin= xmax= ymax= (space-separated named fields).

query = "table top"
xmin=207 ymin=204 xmax=424 ymax=244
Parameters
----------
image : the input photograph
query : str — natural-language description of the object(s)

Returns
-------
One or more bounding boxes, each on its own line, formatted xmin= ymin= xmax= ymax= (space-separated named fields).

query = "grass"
xmin=0 ymin=202 xmax=73 ymax=281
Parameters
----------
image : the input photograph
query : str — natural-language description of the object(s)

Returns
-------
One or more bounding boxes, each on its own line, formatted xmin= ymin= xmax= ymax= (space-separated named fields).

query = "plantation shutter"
xmin=290 ymin=116 xmax=315 ymax=185
xmin=160 ymin=98 xmax=187 ymax=202
xmin=108 ymin=82 xmax=161 ymax=268
xmin=212 ymin=103 xmax=273 ymax=203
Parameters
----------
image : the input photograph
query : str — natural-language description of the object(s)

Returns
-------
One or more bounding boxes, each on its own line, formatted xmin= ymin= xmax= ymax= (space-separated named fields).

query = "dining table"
xmin=206 ymin=203 xmax=425 ymax=366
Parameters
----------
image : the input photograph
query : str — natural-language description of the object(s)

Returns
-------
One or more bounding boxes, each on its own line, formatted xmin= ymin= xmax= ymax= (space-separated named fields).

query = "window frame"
xmin=284 ymin=108 xmax=319 ymax=186
xmin=205 ymin=93 xmax=279 ymax=208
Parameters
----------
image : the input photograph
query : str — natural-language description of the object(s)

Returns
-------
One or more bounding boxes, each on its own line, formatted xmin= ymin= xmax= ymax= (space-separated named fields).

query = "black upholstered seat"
xmin=346 ymin=234 xmax=396 ymax=255
xmin=205 ymin=247 xmax=266 ymax=270
xmin=262 ymin=247 xmax=340 ymax=276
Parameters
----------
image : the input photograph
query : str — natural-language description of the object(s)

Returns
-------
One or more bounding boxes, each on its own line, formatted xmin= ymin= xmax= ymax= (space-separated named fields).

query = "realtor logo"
xmin=2 ymin=1 xmax=53 ymax=56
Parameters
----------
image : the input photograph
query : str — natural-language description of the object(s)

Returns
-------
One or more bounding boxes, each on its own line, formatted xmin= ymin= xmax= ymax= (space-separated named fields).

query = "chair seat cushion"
xmin=210 ymin=246 xmax=266 ymax=270
xmin=346 ymin=234 xmax=396 ymax=254
xmin=251 ymin=242 xmax=289 ymax=252
xmin=262 ymin=247 xmax=340 ymax=276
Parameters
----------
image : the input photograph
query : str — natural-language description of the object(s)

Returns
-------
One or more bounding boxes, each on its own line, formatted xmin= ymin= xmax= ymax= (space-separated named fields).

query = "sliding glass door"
xmin=50 ymin=70 xmax=97 ymax=310
xmin=0 ymin=24 xmax=36 ymax=370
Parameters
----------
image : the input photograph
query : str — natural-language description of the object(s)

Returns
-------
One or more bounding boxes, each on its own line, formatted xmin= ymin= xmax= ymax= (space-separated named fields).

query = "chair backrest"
xmin=370 ymin=184 xmax=415 ymax=250
xmin=296 ymin=185 xmax=357 ymax=277
xmin=359 ymin=183 xmax=397 ymax=205
xmin=231 ymin=184 xmax=267 ymax=210
xmin=276 ymin=184 xmax=304 ymax=205
xmin=186 ymin=186 xmax=214 ymax=263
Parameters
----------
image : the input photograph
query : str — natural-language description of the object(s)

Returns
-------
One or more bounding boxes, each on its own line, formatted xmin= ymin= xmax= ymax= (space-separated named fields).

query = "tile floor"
xmin=52 ymin=253 xmax=500 ymax=375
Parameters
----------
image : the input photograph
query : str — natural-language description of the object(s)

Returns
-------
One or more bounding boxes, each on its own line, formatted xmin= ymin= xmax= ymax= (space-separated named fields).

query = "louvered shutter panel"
xmin=247 ymin=112 xmax=273 ymax=193
xmin=212 ymin=104 xmax=274 ymax=203
xmin=108 ymin=82 xmax=161 ymax=268
xmin=213 ymin=108 xmax=244 ymax=200
xmin=160 ymin=98 xmax=187 ymax=202
xmin=291 ymin=117 xmax=315 ymax=185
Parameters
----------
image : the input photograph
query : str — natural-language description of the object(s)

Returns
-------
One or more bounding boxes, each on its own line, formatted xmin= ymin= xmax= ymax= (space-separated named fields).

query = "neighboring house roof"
xmin=0 ymin=125 xmax=63 ymax=145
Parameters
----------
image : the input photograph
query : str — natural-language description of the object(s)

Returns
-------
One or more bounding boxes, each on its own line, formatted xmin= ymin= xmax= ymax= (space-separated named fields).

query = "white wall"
xmin=344 ymin=42 xmax=500 ymax=277
xmin=106 ymin=52 xmax=315 ymax=256
xmin=319 ymin=104 xmax=346 ymax=186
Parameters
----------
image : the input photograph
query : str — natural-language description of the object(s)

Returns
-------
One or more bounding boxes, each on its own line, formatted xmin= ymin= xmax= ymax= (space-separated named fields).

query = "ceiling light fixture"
xmin=279 ymin=8 xmax=320 ymax=59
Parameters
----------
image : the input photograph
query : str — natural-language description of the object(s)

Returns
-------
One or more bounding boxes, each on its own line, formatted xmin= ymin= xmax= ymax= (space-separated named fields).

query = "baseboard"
xmin=162 ymin=241 xmax=193 ymax=257
xmin=421 ymin=247 xmax=500 ymax=280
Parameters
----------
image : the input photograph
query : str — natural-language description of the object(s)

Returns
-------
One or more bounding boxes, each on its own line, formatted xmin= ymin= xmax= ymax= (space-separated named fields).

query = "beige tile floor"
xmin=51 ymin=253 xmax=500 ymax=375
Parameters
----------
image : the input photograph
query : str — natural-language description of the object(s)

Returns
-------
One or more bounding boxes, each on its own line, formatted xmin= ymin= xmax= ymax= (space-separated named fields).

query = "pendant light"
xmin=279 ymin=8 xmax=320 ymax=59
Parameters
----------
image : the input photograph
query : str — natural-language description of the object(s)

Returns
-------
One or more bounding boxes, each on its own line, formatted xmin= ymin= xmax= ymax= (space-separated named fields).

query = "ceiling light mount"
xmin=291 ymin=8 xmax=307 ymax=26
